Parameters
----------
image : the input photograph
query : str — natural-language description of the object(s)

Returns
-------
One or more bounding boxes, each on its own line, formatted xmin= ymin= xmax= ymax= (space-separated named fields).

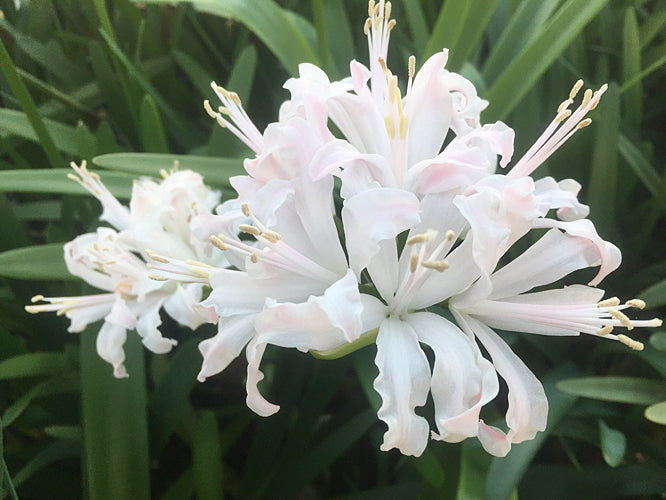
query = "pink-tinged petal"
xmin=459 ymin=121 xmax=515 ymax=169
xmin=483 ymin=229 xmax=610 ymax=301
xmin=163 ymin=284 xmax=218 ymax=330
xmin=455 ymin=313 xmax=548 ymax=454
xmin=64 ymin=233 xmax=116 ymax=292
xmin=350 ymin=60 xmax=371 ymax=94
xmin=342 ymin=187 xmax=420 ymax=279
xmin=197 ymin=313 xmax=255 ymax=382
xmin=360 ymin=293 xmax=388 ymax=333
xmin=533 ymin=218 xmax=621 ymax=286
xmin=134 ymin=299 xmax=177 ymax=354
xmin=405 ymin=140 xmax=491 ymax=195
xmin=64 ymin=294 xmax=116 ymax=333
xmin=408 ymin=312 xmax=498 ymax=442
xmin=97 ymin=297 xmax=136 ymax=378
xmin=454 ymin=175 xmax=537 ymax=274
xmin=477 ymin=421 xmax=512 ymax=457
xmin=203 ymin=268 xmax=327 ymax=317
xmin=533 ymin=177 xmax=589 ymax=221
xmin=244 ymin=271 xmax=362 ymax=415
xmin=373 ymin=317 xmax=431 ymax=456
xmin=309 ymin=139 xmax=396 ymax=190
xmin=230 ymin=177 xmax=294 ymax=229
xmin=406 ymin=50 xmax=454 ymax=166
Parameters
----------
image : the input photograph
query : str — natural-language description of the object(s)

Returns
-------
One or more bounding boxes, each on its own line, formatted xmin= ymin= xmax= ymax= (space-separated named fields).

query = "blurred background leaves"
xmin=0 ymin=0 xmax=663 ymax=498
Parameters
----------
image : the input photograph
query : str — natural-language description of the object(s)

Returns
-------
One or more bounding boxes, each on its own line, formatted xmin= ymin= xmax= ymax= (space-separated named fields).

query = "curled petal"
xmin=198 ymin=314 xmax=255 ymax=382
xmin=97 ymin=298 xmax=136 ymax=378
xmin=408 ymin=312 xmax=499 ymax=442
xmin=373 ymin=317 xmax=431 ymax=456
xmin=455 ymin=313 xmax=548 ymax=456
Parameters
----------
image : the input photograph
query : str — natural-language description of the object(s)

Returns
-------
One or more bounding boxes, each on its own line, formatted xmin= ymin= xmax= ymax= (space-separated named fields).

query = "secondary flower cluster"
xmin=28 ymin=0 xmax=660 ymax=457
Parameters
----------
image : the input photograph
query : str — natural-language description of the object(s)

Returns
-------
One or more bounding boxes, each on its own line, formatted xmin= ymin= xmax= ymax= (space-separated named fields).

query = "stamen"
xmin=387 ymin=19 xmax=396 ymax=31
xmin=569 ymin=79 xmax=584 ymax=99
xmin=608 ymin=309 xmax=632 ymax=328
xmin=399 ymin=114 xmax=408 ymax=140
xmin=250 ymin=253 xmax=259 ymax=263
xmin=363 ymin=18 xmax=371 ymax=35
xmin=555 ymin=109 xmax=572 ymax=123
xmin=145 ymin=249 xmax=170 ymax=264
xmin=406 ymin=234 xmax=428 ymax=245
xmin=209 ymin=235 xmax=229 ymax=251
xmin=598 ymin=297 xmax=621 ymax=307
xmin=445 ymin=230 xmax=455 ymax=241
xmin=160 ymin=169 xmax=169 ymax=179
xmin=384 ymin=115 xmax=396 ymax=140
xmin=203 ymin=100 xmax=216 ymax=118
xmin=149 ymin=274 xmax=170 ymax=281
xmin=421 ymin=260 xmax=449 ymax=272
xmin=577 ymin=118 xmax=592 ymax=129
xmin=616 ymin=334 xmax=644 ymax=351
xmin=384 ymin=1 xmax=391 ymax=19
xmin=31 ymin=294 xmax=44 ymax=303
xmin=67 ymin=173 xmax=80 ymax=182
xmin=262 ymin=230 xmax=282 ymax=244
xmin=189 ymin=267 xmax=210 ymax=279
xmin=557 ymin=98 xmax=573 ymax=113
xmin=368 ymin=0 xmax=375 ymax=18
xmin=185 ymin=259 xmax=213 ymax=268
xmin=626 ymin=299 xmax=646 ymax=310
xmin=581 ymin=89 xmax=593 ymax=108
xmin=241 ymin=202 xmax=251 ymax=216
xmin=239 ymin=224 xmax=261 ymax=236
xmin=409 ymin=254 xmax=419 ymax=272
xmin=378 ymin=57 xmax=387 ymax=72
xmin=596 ymin=325 xmax=613 ymax=336
xmin=408 ymin=55 xmax=415 ymax=79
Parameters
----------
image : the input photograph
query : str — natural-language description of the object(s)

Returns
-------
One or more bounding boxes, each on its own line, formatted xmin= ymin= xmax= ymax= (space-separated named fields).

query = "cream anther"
xmin=373 ymin=16 xmax=381 ymax=30
xmin=384 ymin=1 xmax=392 ymax=19
xmin=186 ymin=259 xmax=212 ymax=268
xmin=596 ymin=325 xmax=613 ymax=336
xmin=406 ymin=234 xmax=428 ymax=245
xmin=145 ymin=249 xmax=170 ymax=264
xmin=617 ymin=334 xmax=644 ymax=351
xmin=377 ymin=56 xmax=387 ymax=72
xmin=421 ymin=260 xmax=449 ymax=272
xmin=555 ymin=109 xmax=572 ymax=123
xmin=209 ymin=235 xmax=229 ymax=251
xmin=577 ymin=118 xmax=592 ymax=129
xmin=445 ymin=230 xmax=455 ymax=241
xmin=409 ymin=254 xmax=419 ymax=273
xmin=67 ymin=173 xmax=80 ymax=182
xmin=217 ymin=106 xmax=232 ymax=116
xmin=203 ymin=100 xmax=216 ymax=118
xmin=387 ymin=19 xmax=396 ymax=31
xmin=598 ymin=297 xmax=621 ymax=307
xmin=408 ymin=55 xmax=415 ymax=79
xmin=215 ymin=116 xmax=227 ymax=129
xmin=368 ymin=0 xmax=375 ymax=17
xmin=149 ymin=274 xmax=169 ymax=281
xmin=608 ymin=309 xmax=632 ymax=328
xmin=262 ymin=230 xmax=282 ymax=244
xmin=384 ymin=116 xmax=396 ymax=140
xmin=160 ymin=169 xmax=169 ymax=179
xmin=626 ymin=299 xmax=646 ymax=309
xmin=569 ymin=79 xmax=584 ymax=99
xmin=363 ymin=18 xmax=371 ymax=35
xmin=31 ymin=294 xmax=45 ymax=303
xmin=239 ymin=224 xmax=261 ymax=236
xmin=373 ymin=3 xmax=380 ymax=16
xmin=250 ymin=253 xmax=259 ymax=264
xmin=189 ymin=267 xmax=210 ymax=279
xmin=399 ymin=115 xmax=408 ymax=140
xmin=581 ymin=89 xmax=593 ymax=108
xmin=557 ymin=98 xmax=573 ymax=113
xmin=241 ymin=202 xmax=251 ymax=216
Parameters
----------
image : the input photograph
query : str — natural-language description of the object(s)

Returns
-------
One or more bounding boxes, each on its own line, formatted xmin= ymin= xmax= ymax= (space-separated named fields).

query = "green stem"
xmin=0 ymin=418 xmax=20 ymax=500
xmin=310 ymin=328 xmax=379 ymax=360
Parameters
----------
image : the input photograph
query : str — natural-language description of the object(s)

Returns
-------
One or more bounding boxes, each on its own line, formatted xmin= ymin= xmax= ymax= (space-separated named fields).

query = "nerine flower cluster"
xmin=28 ymin=0 xmax=661 ymax=457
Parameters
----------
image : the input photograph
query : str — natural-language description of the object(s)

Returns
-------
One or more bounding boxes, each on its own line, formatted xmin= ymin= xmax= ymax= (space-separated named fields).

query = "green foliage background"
xmin=0 ymin=0 xmax=664 ymax=498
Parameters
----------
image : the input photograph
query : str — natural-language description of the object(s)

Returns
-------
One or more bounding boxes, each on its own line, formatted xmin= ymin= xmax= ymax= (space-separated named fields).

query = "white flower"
xmin=26 ymin=163 xmax=220 ymax=376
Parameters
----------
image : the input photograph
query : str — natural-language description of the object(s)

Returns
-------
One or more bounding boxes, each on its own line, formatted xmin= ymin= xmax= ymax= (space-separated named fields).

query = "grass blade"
xmin=557 ymin=376 xmax=666 ymax=405
xmin=484 ymin=0 xmax=610 ymax=121
xmin=0 ymin=169 xmax=135 ymax=197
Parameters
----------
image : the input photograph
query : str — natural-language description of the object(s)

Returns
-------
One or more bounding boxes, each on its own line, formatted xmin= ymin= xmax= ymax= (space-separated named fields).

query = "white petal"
xmin=533 ymin=218 xmax=621 ymax=286
xmin=163 ymin=284 xmax=218 ymax=330
xmin=456 ymin=313 xmax=548 ymax=454
xmin=486 ymin=228 xmax=611 ymax=301
xmin=373 ymin=317 xmax=431 ymax=456
xmin=134 ymin=299 xmax=177 ymax=354
xmin=408 ymin=312 xmax=498 ymax=442
xmin=197 ymin=313 xmax=256 ymax=381
xmin=342 ymin=187 xmax=420 ymax=279
xmin=97 ymin=298 xmax=136 ymax=378
xmin=245 ymin=271 xmax=362 ymax=415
